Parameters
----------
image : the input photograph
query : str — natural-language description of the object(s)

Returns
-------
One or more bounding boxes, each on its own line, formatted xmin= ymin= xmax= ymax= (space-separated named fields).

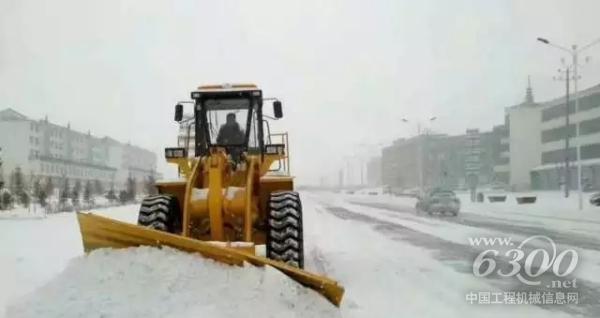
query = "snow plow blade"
xmin=77 ymin=212 xmax=344 ymax=306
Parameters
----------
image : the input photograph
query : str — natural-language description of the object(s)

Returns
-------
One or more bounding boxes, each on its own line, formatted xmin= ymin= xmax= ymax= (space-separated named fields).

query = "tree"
xmin=20 ymin=192 xmax=30 ymax=208
xmin=106 ymin=187 xmax=117 ymax=203
xmin=93 ymin=179 xmax=104 ymax=196
xmin=144 ymin=175 xmax=157 ymax=195
xmin=60 ymin=178 xmax=70 ymax=205
xmin=126 ymin=176 xmax=136 ymax=201
xmin=33 ymin=178 xmax=42 ymax=202
xmin=38 ymin=190 xmax=47 ymax=207
xmin=72 ymin=180 xmax=81 ymax=205
xmin=45 ymin=177 xmax=54 ymax=197
xmin=119 ymin=190 xmax=129 ymax=204
xmin=2 ymin=191 xmax=12 ymax=209
xmin=84 ymin=180 xmax=92 ymax=204
xmin=10 ymin=167 xmax=25 ymax=201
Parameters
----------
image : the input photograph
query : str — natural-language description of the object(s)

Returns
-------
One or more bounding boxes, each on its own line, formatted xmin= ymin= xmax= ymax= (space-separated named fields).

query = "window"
xmin=579 ymin=116 xmax=600 ymax=136
xmin=578 ymin=93 xmax=600 ymax=112
xmin=542 ymin=101 xmax=575 ymax=122
xmin=541 ymin=148 xmax=577 ymax=164
xmin=541 ymin=125 xmax=576 ymax=143
xmin=581 ymin=143 xmax=600 ymax=160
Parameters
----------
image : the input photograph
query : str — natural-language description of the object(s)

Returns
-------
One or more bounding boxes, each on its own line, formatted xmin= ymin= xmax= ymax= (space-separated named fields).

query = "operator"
xmin=216 ymin=113 xmax=244 ymax=145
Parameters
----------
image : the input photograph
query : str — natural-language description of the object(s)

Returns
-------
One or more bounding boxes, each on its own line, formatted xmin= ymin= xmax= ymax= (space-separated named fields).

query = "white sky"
xmin=2 ymin=0 xmax=600 ymax=185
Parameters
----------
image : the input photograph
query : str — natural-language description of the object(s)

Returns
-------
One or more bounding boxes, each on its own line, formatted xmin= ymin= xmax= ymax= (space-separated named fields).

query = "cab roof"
xmin=197 ymin=83 xmax=259 ymax=93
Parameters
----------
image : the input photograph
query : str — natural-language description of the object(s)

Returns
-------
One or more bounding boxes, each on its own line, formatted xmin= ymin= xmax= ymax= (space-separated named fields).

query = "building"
xmin=380 ymin=129 xmax=504 ymax=191
xmin=0 ymin=108 xmax=158 ymax=192
xmin=504 ymin=80 xmax=542 ymax=191
xmin=366 ymin=156 xmax=382 ymax=187
xmin=493 ymin=79 xmax=600 ymax=191
xmin=492 ymin=123 xmax=510 ymax=184
xmin=532 ymin=83 xmax=600 ymax=191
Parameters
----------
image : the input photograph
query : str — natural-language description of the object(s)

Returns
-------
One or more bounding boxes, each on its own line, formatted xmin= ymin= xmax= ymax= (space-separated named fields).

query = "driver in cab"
xmin=217 ymin=113 xmax=244 ymax=145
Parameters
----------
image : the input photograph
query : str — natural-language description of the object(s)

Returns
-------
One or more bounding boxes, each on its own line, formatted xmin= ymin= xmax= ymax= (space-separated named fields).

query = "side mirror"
xmin=174 ymin=104 xmax=183 ymax=122
xmin=273 ymin=101 xmax=283 ymax=119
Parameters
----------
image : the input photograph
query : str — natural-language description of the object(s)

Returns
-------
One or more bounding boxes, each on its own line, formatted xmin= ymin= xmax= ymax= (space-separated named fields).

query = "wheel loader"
xmin=76 ymin=84 xmax=344 ymax=306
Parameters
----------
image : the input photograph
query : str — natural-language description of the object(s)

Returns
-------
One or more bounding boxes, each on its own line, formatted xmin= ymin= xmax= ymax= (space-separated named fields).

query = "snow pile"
xmin=5 ymin=247 xmax=338 ymax=318
xmin=0 ymin=207 xmax=46 ymax=220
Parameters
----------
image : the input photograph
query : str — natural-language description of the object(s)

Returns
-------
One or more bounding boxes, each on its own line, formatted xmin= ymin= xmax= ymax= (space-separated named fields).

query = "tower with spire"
xmin=525 ymin=76 xmax=534 ymax=104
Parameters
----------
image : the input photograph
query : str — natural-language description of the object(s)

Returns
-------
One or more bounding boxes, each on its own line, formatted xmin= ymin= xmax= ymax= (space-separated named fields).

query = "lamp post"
xmin=553 ymin=66 xmax=572 ymax=198
xmin=537 ymin=36 xmax=600 ymax=210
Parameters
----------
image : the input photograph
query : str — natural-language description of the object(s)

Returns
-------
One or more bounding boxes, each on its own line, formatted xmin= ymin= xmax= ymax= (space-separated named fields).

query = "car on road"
xmin=415 ymin=188 xmax=461 ymax=216
xmin=591 ymin=192 xmax=600 ymax=207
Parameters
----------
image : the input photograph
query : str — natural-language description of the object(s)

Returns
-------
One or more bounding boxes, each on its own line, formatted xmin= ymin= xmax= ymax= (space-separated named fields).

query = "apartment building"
xmin=0 ymin=108 xmax=158 ymax=192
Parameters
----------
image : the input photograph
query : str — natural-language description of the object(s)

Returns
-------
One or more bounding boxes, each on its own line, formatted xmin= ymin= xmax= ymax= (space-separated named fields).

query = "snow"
xmin=0 ymin=206 xmax=46 ymax=220
xmin=0 ymin=205 xmax=140 ymax=317
xmin=2 ymin=190 xmax=597 ymax=317
xmin=0 ymin=203 xmax=338 ymax=318
xmin=6 ymin=247 xmax=338 ymax=318
xmin=301 ymin=193 xmax=572 ymax=318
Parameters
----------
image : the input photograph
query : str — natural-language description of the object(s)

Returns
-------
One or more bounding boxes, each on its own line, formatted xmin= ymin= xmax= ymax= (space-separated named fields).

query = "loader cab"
xmin=185 ymin=84 xmax=281 ymax=160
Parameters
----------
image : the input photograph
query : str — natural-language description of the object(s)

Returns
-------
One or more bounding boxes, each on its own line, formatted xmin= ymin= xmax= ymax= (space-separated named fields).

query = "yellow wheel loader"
xmin=76 ymin=84 xmax=344 ymax=306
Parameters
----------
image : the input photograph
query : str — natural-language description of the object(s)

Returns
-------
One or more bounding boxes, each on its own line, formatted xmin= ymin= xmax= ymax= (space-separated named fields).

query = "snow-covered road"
xmin=1 ymin=192 xmax=599 ymax=317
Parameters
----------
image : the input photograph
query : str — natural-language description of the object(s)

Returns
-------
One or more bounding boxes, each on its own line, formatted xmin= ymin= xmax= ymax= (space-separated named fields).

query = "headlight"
xmin=191 ymin=92 xmax=201 ymax=99
xmin=165 ymin=147 xmax=187 ymax=158
xmin=264 ymin=144 xmax=285 ymax=155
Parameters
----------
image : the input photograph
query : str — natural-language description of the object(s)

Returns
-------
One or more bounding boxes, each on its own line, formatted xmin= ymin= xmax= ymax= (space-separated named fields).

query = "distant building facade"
xmin=380 ymin=129 xmax=504 ymax=191
xmin=492 ymin=80 xmax=600 ymax=191
xmin=532 ymin=84 xmax=600 ymax=191
xmin=0 ymin=108 xmax=158 ymax=192
xmin=366 ymin=156 xmax=382 ymax=187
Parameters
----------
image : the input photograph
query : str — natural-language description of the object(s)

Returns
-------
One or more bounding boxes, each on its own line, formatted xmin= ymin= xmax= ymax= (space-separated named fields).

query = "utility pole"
xmin=555 ymin=67 xmax=571 ymax=197
xmin=565 ymin=68 xmax=571 ymax=198
xmin=417 ymin=122 xmax=423 ymax=194
xmin=572 ymin=47 xmax=583 ymax=209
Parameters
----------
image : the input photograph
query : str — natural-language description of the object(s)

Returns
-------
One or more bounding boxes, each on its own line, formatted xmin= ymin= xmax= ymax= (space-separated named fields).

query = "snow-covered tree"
xmin=10 ymin=167 xmax=25 ymax=198
xmin=126 ymin=176 xmax=136 ymax=201
xmin=45 ymin=177 xmax=54 ymax=197
xmin=93 ymin=179 xmax=104 ymax=196
xmin=106 ymin=187 xmax=117 ymax=203
xmin=84 ymin=180 xmax=92 ymax=204
xmin=38 ymin=190 xmax=47 ymax=207
xmin=2 ymin=191 xmax=12 ymax=209
xmin=33 ymin=178 xmax=42 ymax=200
xmin=119 ymin=190 xmax=129 ymax=204
xmin=72 ymin=180 xmax=81 ymax=206
xmin=20 ymin=192 xmax=30 ymax=208
xmin=144 ymin=175 xmax=157 ymax=195
xmin=60 ymin=178 xmax=70 ymax=205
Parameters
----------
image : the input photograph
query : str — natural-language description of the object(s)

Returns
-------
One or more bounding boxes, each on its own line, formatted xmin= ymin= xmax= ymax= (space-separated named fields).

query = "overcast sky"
xmin=2 ymin=0 xmax=600 ymax=185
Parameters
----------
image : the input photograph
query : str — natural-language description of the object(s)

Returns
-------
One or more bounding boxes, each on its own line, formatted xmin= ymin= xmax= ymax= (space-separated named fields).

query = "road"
xmin=302 ymin=191 xmax=600 ymax=317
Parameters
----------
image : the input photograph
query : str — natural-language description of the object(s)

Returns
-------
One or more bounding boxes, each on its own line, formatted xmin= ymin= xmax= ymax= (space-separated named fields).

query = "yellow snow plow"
xmin=76 ymin=84 xmax=344 ymax=306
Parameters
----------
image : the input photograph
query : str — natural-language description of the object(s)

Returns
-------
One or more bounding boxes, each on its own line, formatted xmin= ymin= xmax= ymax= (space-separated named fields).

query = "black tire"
xmin=137 ymin=194 xmax=181 ymax=233
xmin=266 ymin=191 xmax=304 ymax=269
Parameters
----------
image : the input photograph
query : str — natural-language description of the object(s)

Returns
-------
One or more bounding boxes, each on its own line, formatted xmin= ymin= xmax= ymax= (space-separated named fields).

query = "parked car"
xmin=590 ymin=192 xmax=600 ymax=207
xmin=415 ymin=188 xmax=461 ymax=216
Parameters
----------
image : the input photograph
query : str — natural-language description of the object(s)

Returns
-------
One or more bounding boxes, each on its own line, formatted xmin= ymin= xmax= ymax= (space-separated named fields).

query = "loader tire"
xmin=266 ymin=191 xmax=304 ymax=269
xmin=137 ymin=194 xmax=181 ymax=234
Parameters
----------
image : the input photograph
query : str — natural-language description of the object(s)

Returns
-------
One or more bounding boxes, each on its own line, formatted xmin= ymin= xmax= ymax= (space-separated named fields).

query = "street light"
xmin=537 ymin=36 xmax=600 ymax=210
xmin=553 ymin=66 xmax=572 ymax=198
